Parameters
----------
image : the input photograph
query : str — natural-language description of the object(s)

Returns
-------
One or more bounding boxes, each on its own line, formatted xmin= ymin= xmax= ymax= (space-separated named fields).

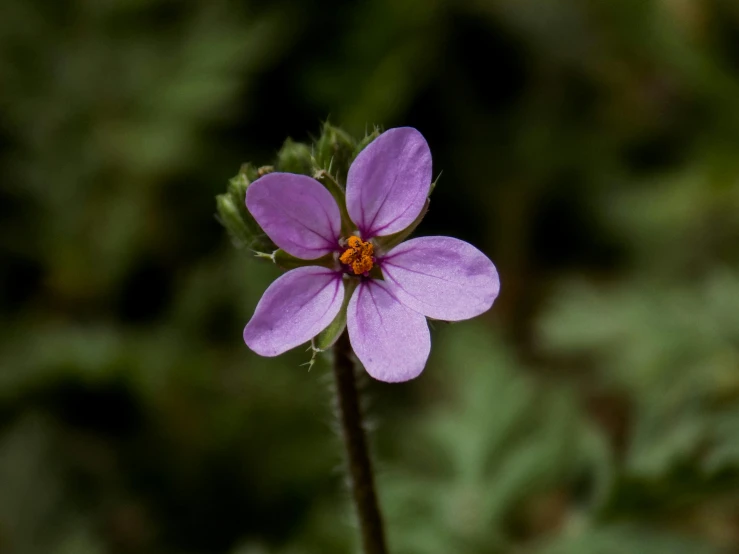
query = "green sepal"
xmin=312 ymin=277 xmax=357 ymax=352
xmin=429 ymin=170 xmax=442 ymax=196
xmin=374 ymin=198 xmax=430 ymax=254
xmin=368 ymin=264 xmax=384 ymax=280
xmin=216 ymin=164 xmax=275 ymax=251
xmin=314 ymin=122 xmax=356 ymax=184
xmin=314 ymin=169 xmax=355 ymax=237
xmin=270 ymin=249 xmax=336 ymax=271
xmin=276 ymin=138 xmax=314 ymax=176
xmin=373 ymin=172 xmax=440 ymax=253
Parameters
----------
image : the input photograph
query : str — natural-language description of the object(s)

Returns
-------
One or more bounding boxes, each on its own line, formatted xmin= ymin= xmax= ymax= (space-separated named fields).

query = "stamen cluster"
xmin=339 ymin=236 xmax=374 ymax=275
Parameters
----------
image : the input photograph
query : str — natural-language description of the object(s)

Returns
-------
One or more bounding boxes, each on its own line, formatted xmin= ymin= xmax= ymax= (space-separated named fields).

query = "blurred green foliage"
xmin=2 ymin=0 xmax=739 ymax=553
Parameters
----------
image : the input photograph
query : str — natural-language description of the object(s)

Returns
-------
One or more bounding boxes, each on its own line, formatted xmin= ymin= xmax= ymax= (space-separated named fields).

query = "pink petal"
xmin=346 ymin=127 xmax=432 ymax=238
xmin=246 ymin=173 xmax=341 ymax=259
xmin=244 ymin=267 xmax=344 ymax=356
xmin=347 ymin=280 xmax=430 ymax=382
xmin=381 ymin=236 xmax=500 ymax=321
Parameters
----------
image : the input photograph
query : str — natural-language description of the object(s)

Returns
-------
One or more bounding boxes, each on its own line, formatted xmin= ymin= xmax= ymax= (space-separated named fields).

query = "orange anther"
xmin=339 ymin=236 xmax=374 ymax=275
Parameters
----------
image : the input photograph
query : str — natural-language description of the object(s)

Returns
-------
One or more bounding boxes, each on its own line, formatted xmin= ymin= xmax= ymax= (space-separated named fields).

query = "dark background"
xmin=2 ymin=0 xmax=739 ymax=553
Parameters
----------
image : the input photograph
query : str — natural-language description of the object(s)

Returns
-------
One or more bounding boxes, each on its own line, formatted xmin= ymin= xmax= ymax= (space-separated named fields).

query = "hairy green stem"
xmin=332 ymin=331 xmax=389 ymax=554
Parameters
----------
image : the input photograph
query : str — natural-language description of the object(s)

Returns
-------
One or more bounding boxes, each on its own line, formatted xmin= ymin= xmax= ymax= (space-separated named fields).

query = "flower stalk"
xmin=332 ymin=331 xmax=388 ymax=554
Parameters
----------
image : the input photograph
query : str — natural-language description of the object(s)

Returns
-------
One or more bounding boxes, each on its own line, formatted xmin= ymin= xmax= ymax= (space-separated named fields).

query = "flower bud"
xmin=353 ymin=127 xmax=380 ymax=160
xmin=215 ymin=194 xmax=253 ymax=248
xmin=217 ymin=164 xmax=275 ymax=251
xmin=226 ymin=163 xmax=252 ymax=200
xmin=314 ymin=122 xmax=355 ymax=183
xmin=276 ymin=138 xmax=314 ymax=176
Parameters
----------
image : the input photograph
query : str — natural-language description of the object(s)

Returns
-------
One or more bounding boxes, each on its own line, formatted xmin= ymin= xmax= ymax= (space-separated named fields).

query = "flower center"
xmin=339 ymin=236 xmax=374 ymax=275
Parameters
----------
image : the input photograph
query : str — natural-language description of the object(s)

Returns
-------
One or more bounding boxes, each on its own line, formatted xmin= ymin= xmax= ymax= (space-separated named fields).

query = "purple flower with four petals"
xmin=242 ymin=127 xmax=500 ymax=382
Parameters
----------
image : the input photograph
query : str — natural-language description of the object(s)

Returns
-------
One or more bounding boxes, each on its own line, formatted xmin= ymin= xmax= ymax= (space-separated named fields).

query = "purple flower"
xmin=242 ymin=127 xmax=500 ymax=382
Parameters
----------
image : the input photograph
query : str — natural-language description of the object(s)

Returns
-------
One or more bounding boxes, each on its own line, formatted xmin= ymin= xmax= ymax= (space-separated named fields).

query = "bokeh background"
xmin=2 ymin=0 xmax=739 ymax=552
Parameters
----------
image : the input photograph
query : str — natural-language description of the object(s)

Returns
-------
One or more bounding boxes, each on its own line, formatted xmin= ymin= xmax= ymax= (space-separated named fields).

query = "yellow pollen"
xmin=339 ymin=236 xmax=374 ymax=275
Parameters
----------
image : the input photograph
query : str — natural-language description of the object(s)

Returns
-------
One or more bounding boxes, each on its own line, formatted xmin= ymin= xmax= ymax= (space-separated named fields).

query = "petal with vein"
xmin=244 ymin=267 xmax=344 ymax=356
xmin=346 ymin=127 xmax=432 ymax=238
xmin=246 ymin=173 xmax=341 ymax=259
xmin=382 ymin=236 xmax=499 ymax=321
xmin=347 ymin=279 xmax=430 ymax=382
